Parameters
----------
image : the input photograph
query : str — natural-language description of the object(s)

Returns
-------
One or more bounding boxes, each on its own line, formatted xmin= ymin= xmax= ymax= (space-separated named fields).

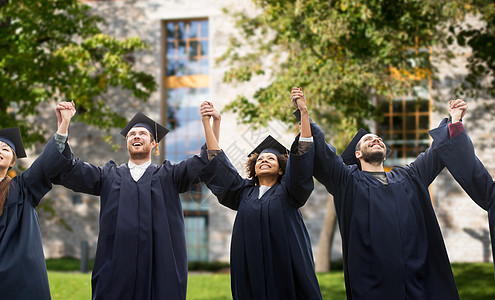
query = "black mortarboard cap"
xmin=248 ymin=135 xmax=288 ymax=157
xmin=0 ymin=127 xmax=27 ymax=158
xmin=120 ymin=112 xmax=169 ymax=143
xmin=120 ymin=112 xmax=169 ymax=155
xmin=341 ymin=128 xmax=392 ymax=165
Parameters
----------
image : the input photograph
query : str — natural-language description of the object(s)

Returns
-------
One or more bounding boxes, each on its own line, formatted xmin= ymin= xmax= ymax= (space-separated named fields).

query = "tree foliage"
xmin=451 ymin=2 xmax=495 ymax=100
xmin=218 ymin=0 xmax=489 ymax=150
xmin=0 ymin=0 xmax=156 ymax=146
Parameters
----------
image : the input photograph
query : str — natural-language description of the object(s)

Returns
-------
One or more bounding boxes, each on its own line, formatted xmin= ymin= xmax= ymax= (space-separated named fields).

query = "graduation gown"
xmin=0 ymin=137 xmax=72 ymax=300
xmin=52 ymin=145 xmax=208 ymax=300
xmin=431 ymin=125 xmax=495 ymax=272
xmin=311 ymin=122 xmax=459 ymax=299
xmin=199 ymin=143 xmax=322 ymax=300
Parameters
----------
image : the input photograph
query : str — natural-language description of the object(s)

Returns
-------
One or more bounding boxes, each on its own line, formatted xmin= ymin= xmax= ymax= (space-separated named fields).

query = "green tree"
xmin=0 ymin=0 xmax=156 ymax=146
xmin=218 ymin=0 xmax=480 ymax=271
xmin=219 ymin=0 xmax=475 ymax=148
xmin=451 ymin=1 xmax=495 ymax=102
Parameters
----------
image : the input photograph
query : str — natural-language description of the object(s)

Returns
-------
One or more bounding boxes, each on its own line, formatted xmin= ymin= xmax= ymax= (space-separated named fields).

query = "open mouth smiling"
xmin=369 ymin=142 xmax=383 ymax=148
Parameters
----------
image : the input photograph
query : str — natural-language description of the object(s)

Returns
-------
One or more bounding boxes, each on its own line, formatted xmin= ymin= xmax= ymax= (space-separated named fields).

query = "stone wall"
xmin=428 ymin=14 xmax=494 ymax=262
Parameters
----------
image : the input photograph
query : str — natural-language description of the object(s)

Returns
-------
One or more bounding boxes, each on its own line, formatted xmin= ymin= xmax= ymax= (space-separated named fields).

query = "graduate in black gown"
xmin=291 ymin=87 xmax=467 ymax=299
xmin=431 ymin=99 xmax=495 ymax=272
xmin=199 ymin=95 xmax=322 ymax=300
xmin=52 ymin=110 xmax=220 ymax=300
xmin=0 ymin=102 xmax=75 ymax=300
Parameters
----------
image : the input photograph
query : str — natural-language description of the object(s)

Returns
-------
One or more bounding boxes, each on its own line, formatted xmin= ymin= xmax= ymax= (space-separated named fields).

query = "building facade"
xmin=34 ymin=0 xmax=494 ymax=265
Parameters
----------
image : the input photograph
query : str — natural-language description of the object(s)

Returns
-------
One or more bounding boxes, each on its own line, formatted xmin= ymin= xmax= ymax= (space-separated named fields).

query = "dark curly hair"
xmin=245 ymin=152 xmax=288 ymax=185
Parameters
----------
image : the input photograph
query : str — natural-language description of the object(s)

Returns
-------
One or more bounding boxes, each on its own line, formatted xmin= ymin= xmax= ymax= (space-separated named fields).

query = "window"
xmin=165 ymin=20 xmax=209 ymax=79
xmin=162 ymin=19 xmax=209 ymax=262
xmin=377 ymin=49 xmax=431 ymax=167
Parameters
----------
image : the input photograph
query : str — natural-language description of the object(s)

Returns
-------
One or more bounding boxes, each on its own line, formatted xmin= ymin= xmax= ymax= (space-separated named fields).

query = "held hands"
xmin=290 ymin=87 xmax=308 ymax=112
xmin=200 ymin=101 xmax=221 ymax=149
xmin=449 ymin=99 xmax=467 ymax=123
xmin=56 ymin=101 xmax=76 ymax=127
xmin=200 ymin=101 xmax=221 ymax=121
xmin=56 ymin=101 xmax=76 ymax=135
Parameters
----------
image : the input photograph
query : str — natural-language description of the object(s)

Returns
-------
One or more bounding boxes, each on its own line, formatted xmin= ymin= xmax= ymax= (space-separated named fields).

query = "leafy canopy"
xmin=0 ymin=0 xmax=156 ymax=146
xmin=451 ymin=2 xmax=495 ymax=100
xmin=219 ymin=0 xmax=487 ymax=149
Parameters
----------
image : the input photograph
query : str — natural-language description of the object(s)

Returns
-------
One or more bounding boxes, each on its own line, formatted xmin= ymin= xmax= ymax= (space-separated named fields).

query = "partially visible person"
xmin=199 ymin=93 xmax=323 ymax=300
xmin=431 ymin=99 xmax=495 ymax=271
xmin=0 ymin=101 xmax=75 ymax=300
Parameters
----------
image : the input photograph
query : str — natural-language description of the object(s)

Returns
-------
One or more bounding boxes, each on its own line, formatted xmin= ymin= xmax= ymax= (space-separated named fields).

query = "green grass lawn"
xmin=48 ymin=272 xmax=91 ymax=300
xmin=48 ymin=263 xmax=494 ymax=299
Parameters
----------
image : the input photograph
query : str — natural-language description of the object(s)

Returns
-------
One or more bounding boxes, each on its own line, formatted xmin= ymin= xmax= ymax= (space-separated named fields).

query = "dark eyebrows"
xmin=363 ymin=135 xmax=382 ymax=141
xmin=127 ymin=130 xmax=151 ymax=137
xmin=257 ymin=153 xmax=277 ymax=160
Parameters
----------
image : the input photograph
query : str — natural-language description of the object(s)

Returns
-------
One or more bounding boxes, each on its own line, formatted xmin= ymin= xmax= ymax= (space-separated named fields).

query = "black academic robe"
xmin=431 ymin=125 xmax=495 ymax=272
xmin=52 ymin=145 xmax=208 ymax=300
xmin=311 ymin=122 xmax=459 ymax=300
xmin=0 ymin=137 xmax=72 ymax=300
xmin=199 ymin=144 xmax=322 ymax=300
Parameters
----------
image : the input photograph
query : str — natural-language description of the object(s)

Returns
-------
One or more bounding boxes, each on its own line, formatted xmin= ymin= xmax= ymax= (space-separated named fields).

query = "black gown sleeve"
xmin=199 ymin=150 xmax=253 ymax=210
xmin=401 ymin=118 xmax=450 ymax=186
xmin=431 ymin=123 xmax=495 ymax=272
xmin=51 ymin=153 xmax=104 ymax=196
xmin=285 ymin=136 xmax=315 ymax=207
xmin=170 ymin=143 xmax=209 ymax=193
xmin=18 ymin=136 xmax=73 ymax=206
xmin=310 ymin=122 xmax=349 ymax=195
xmin=431 ymin=126 xmax=494 ymax=210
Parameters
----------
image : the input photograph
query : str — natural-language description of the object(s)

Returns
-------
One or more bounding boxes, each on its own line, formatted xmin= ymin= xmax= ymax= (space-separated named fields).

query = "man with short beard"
xmin=291 ymin=88 xmax=468 ymax=300
xmin=53 ymin=111 xmax=220 ymax=300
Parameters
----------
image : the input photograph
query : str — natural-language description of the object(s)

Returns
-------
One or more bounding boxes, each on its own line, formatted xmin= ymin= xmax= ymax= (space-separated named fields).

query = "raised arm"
xmin=291 ymin=89 xmax=348 ymax=196
xmin=169 ymin=102 xmax=217 ymax=193
xmin=199 ymin=151 xmax=252 ymax=210
xmin=408 ymin=99 xmax=468 ymax=186
xmin=281 ymin=87 xmax=315 ymax=207
xmin=50 ymin=101 xmax=106 ymax=196
xmin=290 ymin=87 xmax=311 ymax=139
xmin=431 ymin=100 xmax=493 ymax=209
xmin=200 ymin=101 xmax=221 ymax=151
xmin=431 ymin=100 xmax=495 ymax=272
xmin=198 ymin=100 xmax=252 ymax=209
xmin=19 ymin=102 xmax=75 ymax=205
xmin=56 ymin=101 xmax=76 ymax=135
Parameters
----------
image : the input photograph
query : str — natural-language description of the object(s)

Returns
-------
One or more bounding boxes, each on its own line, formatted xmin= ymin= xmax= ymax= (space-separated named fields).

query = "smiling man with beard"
xmin=291 ymin=88 xmax=469 ymax=300
xmin=53 ymin=111 xmax=219 ymax=300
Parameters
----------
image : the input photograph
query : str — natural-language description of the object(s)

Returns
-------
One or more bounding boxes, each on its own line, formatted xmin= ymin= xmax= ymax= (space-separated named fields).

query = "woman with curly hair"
xmin=199 ymin=88 xmax=322 ymax=300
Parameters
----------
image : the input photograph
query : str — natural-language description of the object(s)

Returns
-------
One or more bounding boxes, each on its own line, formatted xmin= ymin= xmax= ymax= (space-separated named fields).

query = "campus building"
xmin=35 ymin=0 xmax=494 ymax=266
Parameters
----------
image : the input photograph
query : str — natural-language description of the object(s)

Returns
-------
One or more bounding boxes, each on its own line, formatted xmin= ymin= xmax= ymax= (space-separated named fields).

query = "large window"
xmin=377 ymin=50 xmax=432 ymax=167
xmin=162 ymin=19 xmax=209 ymax=262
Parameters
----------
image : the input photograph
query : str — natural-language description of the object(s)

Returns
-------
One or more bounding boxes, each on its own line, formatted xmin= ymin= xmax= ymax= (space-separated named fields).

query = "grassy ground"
xmin=48 ymin=272 xmax=91 ymax=300
xmin=47 ymin=263 xmax=494 ymax=299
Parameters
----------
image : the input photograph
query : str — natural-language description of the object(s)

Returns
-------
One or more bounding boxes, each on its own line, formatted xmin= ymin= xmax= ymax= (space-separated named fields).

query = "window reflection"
xmin=164 ymin=19 xmax=210 ymax=262
xmin=165 ymin=20 xmax=209 ymax=76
